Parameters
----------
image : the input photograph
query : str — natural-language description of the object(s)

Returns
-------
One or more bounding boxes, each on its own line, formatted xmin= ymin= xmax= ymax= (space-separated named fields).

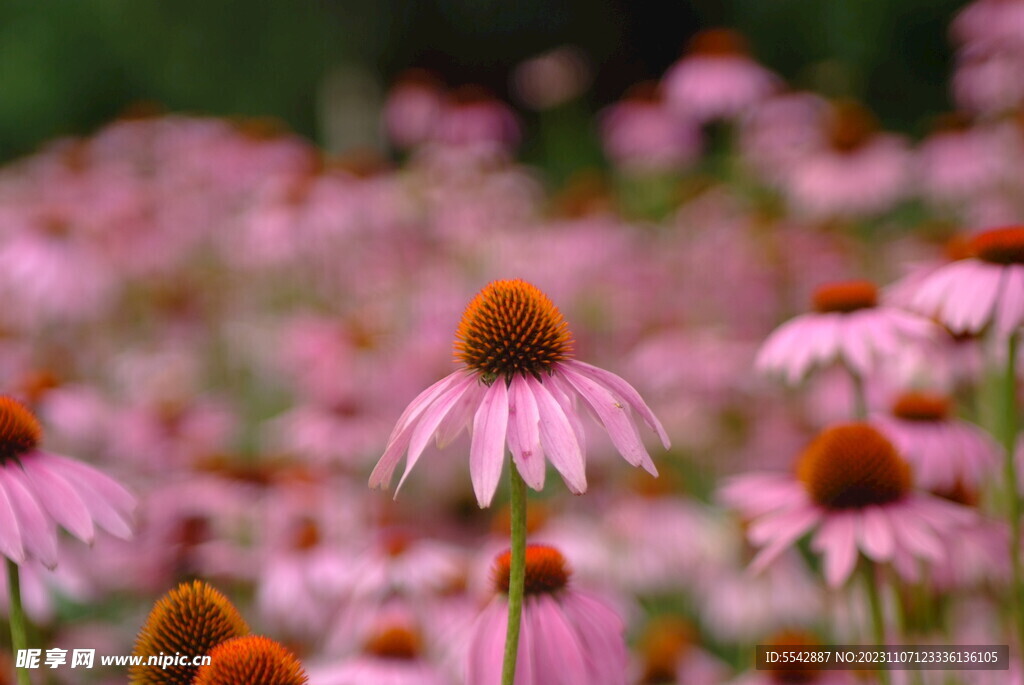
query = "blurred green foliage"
xmin=0 ymin=0 xmax=967 ymax=162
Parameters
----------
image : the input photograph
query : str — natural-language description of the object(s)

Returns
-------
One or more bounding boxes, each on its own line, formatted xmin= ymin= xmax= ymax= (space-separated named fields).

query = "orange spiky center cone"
xmin=0 ymin=396 xmax=42 ymax=463
xmin=796 ymin=423 xmax=912 ymax=509
xmin=811 ymin=280 xmax=878 ymax=313
xmin=969 ymin=226 xmax=1024 ymax=265
xmin=891 ymin=392 xmax=951 ymax=422
xmin=454 ymin=279 xmax=573 ymax=382
xmin=493 ymin=544 xmax=571 ymax=595
xmin=129 ymin=581 xmax=249 ymax=685
xmin=192 ymin=636 xmax=308 ymax=685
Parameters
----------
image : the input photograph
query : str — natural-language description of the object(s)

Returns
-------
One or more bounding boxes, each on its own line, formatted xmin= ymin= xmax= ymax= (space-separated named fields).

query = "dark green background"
xmin=0 ymin=0 xmax=967 ymax=162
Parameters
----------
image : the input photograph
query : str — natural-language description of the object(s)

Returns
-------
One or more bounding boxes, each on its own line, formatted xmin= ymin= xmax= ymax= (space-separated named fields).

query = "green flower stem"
xmin=7 ymin=559 xmax=32 ymax=685
xmin=998 ymin=332 xmax=1024 ymax=657
xmin=501 ymin=466 xmax=528 ymax=685
xmin=849 ymin=368 xmax=868 ymax=421
xmin=862 ymin=561 xmax=891 ymax=685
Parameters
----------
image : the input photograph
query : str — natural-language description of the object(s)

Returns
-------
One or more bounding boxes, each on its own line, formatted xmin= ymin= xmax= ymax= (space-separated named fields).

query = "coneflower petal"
xmin=563 ymin=360 xmax=670 ymax=449
xmin=398 ymin=374 xmax=477 ymax=493
xmin=0 ymin=482 xmax=25 ymax=564
xmin=470 ymin=380 xmax=509 ymax=507
xmin=20 ymin=457 xmax=95 ymax=544
xmin=561 ymin=365 xmax=657 ymax=476
xmin=531 ymin=377 xmax=586 ymax=494
xmin=0 ymin=469 xmax=56 ymax=568
xmin=508 ymin=374 xmax=545 ymax=490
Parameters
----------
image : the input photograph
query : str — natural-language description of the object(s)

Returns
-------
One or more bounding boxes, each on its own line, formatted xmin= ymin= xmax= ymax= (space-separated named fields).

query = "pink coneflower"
xmin=662 ymin=28 xmax=779 ymax=122
xmin=512 ymin=46 xmax=591 ymax=111
xmin=756 ymin=280 xmax=935 ymax=385
xmin=721 ymin=423 xmax=975 ymax=587
xmin=917 ymin=113 xmax=1008 ymax=205
xmin=952 ymin=43 xmax=1024 ymax=116
xmin=432 ymin=87 xmax=522 ymax=154
xmin=910 ymin=226 xmax=1024 ymax=338
xmin=872 ymin=391 xmax=999 ymax=497
xmin=782 ymin=101 xmax=912 ymax=218
xmin=370 ymin=279 xmax=669 ymax=507
xmin=952 ymin=0 xmax=1024 ymax=50
xmin=383 ymin=69 xmax=445 ymax=150
xmin=466 ymin=545 xmax=627 ymax=685
xmin=0 ymin=396 xmax=134 ymax=569
xmin=309 ymin=615 xmax=451 ymax=685
xmin=599 ymin=82 xmax=701 ymax=174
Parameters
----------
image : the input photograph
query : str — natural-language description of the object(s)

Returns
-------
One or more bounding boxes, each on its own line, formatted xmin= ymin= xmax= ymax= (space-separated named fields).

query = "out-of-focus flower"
xmin=662 ymin=28 xmax=779 ymax=122
xmin=756 ymin=280 xmax=935 ymax=384
xmin=782 ymin=101 xmax=912 ymax=218
xmin=721 ymin=423 xmax=976 ymax=587
xmin=383 ymin=69 xmax=445 ymax=150
xmin=370 ymin=279 xmax=669 ymax=507
xmin=512 ymin=46 xmax=592 ymax=110
xmin=466 ymin=545 xmax=628 ymax=685
xmin=952 ymin=0 xmax=1024 ymax=50
xmin=309 ymin=613 xmax=450 ymax=685
xmin=728 ymin=630 xmax=856 ymax=684
xmin=952 ymin=44 xmax=1024 ymax=116
xmin=917 ymin=113 xmax=1010 ymax=205
xmin=633 ymin=615 xmax=730 ymax=685
xmin=872 ymin=391 xmax=999 ymax=498
xmin=432 ymin=87 xmax=521 ymax=154
xmin=911 ymin=226 xmax=1024 ymax=339
xmin=0 ymin=396 xmax=134 ymax=569
xmin=739 ymin=91 xmax=828 ymax=180
xmin=600 ymin=83 xmax=701 ymax=174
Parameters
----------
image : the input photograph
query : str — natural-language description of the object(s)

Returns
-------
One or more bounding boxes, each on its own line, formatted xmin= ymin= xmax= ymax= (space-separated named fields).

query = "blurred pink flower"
xmin=952 ymin=0 xmax=1024 ymax=50
xmin=910 ymin=226 xmax=1024 ymax=339
xmin=662 ymin=28 xmax=779 ymax=122
xmin=466 ymin=545 xmax=628 ymax=685
xmin=756 ymin=280 xmax=935 ymax=384
xmin=782 ymin=102 xmax=912 ymax=218
xmin=721 ymin=423 xmax=976 ymax=587
xmin=432 ymin=87 xmax=521 ymax=154
xmin=383 ymin=69 xmax=445 ymax=150
xmin=872 ymin=391 xmax=999 ymax=497
xmin=513 ymin=46 xmax=591 ymax=110
xmin=917 ymin=114 xmax=1009 ymax=204
xmin=370 ymin=280 xmax=669 ymax=507
xmin=738 ymin=91 xmax=827 ymax=180
xmin=952 ymin=44 xmax=1024 ymax=115
xmin=600 ymin=83 xmax=701 ymax=173
xmin=0 ymin=396 xmax=134 ymax=569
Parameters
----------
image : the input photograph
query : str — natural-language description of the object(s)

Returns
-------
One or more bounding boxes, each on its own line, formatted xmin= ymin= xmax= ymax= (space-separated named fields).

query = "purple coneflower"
xmin=872 ymin=391 xmax=999 ymax=498
xmin=721 ymin=423 xmax=975 ymax=587
xmin=910 ymin=226 xmax=1024 ymax=338
xmin=662 ymin=28 xmax=779 ymax=122
xmin=370 ymin=278 xmax=669 ymax=508
xmin=0 ymin=396 xmax=134 ymax=569
xmin=756 ymin=280 xmax=935 ymax=386
xmin=466 ymin=544 xmax=628 ymax=685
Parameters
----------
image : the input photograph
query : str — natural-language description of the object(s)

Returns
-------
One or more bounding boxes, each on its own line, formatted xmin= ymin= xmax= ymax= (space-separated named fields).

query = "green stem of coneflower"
xmin=501 ymin=466 xmax=527 ymax=685
xmin=862 ymin=561 xmax=891 ymax=685
xmin=849 ymin=368 xmax=868 ymax=421
xmin=7 ymin=559 xmax=32 ymax=685
xmin=998 ymin=331 xmax=1024 ymax=658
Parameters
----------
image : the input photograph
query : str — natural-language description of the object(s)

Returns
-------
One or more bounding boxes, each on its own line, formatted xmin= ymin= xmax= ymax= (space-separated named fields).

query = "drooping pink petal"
xmin=545 ymin=373 xmax=587 ymax=456
xmin=507 ymin=374 xmax=545 ymax=491
xmin=434 ymin=379 xmax=485 ymax=448
xmin=812 ymin=511 xmax=858 ymax=587
xmin=995 ymin=266 xmax=1024 ymax=337
xmin=0 ymin=469 xmax=57 ymax=568
xmin=20 ymin=457 xmax=95 ymax=544
xmin=560 ymin=365 xmax=657 ymax=476
xmin=40 ymin=454 xmax=135 ymax=539
xmin=370 ymin=371 xmax=467 ymax=488
xmin=530 ymin=376 xmax=586 ymax=495
xmin=562 ymin=361 xmax=670 ymax=449
xmin=858 ymin=505 xmax=895 ymax=561
xmin=748 ymin=506 xmax=820 ymax=575
xmin=396 ymin=373 xmax=478 ymax=493
xmin=465 ymin=599 xmax=507 ymax=685
xmin=561 ymin=592 xmax=628 ymax=685
xmin=469 ymin=380 xmax=510 ymax=507
xmin=530 ymin=595 xmax=587 ymax=684
xmin=0 ymin=477 xmax=25 ymax=563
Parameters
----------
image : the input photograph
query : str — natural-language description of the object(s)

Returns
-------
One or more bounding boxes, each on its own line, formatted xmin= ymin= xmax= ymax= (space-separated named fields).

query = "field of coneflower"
xmin=0 ymin=2 xmax=1023 ymax=684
